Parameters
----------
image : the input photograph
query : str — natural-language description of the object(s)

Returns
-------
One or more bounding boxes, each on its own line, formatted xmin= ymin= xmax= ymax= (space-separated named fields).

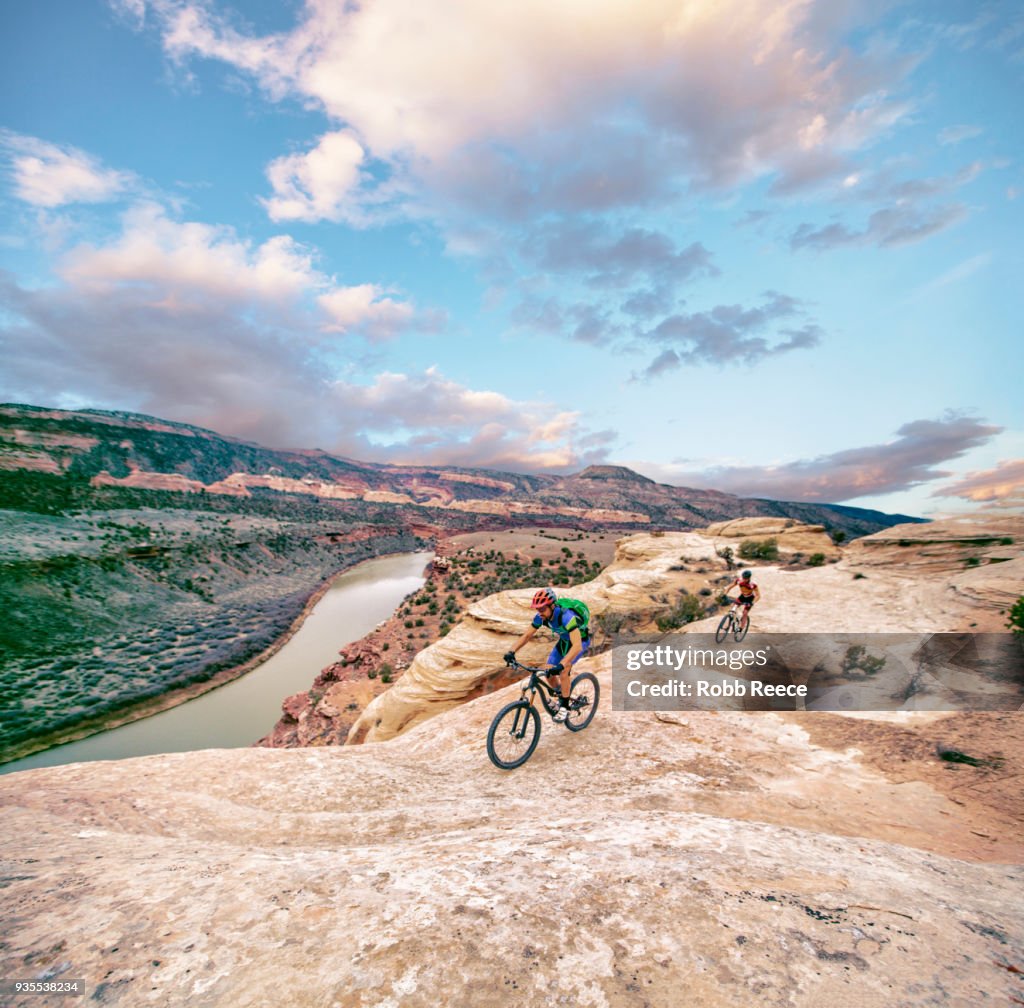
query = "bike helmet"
xmin=531 ymin=586 xmax=557 ymax=609
xmin=741 ymin=570 xmax=752 ymax=579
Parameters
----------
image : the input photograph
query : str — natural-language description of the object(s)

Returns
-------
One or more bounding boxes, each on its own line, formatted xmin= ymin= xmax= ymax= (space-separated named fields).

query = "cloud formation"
xmin=327 ymin=369 xmax=616 ymax=471
xmin=0 ymin=201 xmax=609 ymax=471
xmin=933 ymin=459 xmax=1024 ymax=503
xmin=2 ymin=131 xmax=133 ymax=207
xmin=638 ymin=415 xmax=1004 ymax=503
xmin=789 ymin=162 xmax=981 ymax=250
xmin=139 ymin=0 xmax=913 ymax=221
xmin=262 ymin=130 xmax=367 ymax=223
xmin=635 ymin=292 xmax=822 ymax=376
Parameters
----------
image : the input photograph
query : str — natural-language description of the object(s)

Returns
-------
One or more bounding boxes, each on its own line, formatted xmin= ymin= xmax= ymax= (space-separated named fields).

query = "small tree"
xmin=716 ymin=545 xmax=735 ymax=570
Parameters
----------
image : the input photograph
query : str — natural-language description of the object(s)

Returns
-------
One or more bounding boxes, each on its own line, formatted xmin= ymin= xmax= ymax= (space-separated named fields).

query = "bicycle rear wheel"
xmin=487 ymin=700 xmax=541 ymax=769
xmin=715 ymin=613 xmax=733 ymax=643
xmin=564 ymin=671 xmax=599 ymax=732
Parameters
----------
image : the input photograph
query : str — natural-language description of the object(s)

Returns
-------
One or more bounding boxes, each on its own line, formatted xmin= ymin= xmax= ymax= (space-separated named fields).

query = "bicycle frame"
xmin=726 ymin=600 xmax=749 ymax=626
xmin=507 ymin=657 xmax=561 ymax=715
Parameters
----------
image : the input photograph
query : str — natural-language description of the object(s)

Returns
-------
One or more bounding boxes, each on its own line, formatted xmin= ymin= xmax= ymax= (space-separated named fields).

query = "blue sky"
xmin=1 ymin=0 xmax=1022 ymax=517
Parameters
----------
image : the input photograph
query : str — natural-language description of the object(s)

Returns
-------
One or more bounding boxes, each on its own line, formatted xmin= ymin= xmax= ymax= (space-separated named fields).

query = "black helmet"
xmin=741 ymin=570 xmax=752 ymax=579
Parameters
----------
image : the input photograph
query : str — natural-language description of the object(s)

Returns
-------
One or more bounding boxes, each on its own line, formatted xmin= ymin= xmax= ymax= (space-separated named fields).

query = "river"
xmin=1 ymin=551 xmax=431 ymax=776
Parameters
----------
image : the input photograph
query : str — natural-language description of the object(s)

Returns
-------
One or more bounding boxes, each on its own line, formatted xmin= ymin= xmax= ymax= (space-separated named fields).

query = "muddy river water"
xmin=1 ymin=551 xmax=430 ymax=775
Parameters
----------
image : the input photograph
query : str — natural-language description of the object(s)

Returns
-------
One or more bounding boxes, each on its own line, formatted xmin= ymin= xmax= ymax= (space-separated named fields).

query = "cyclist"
xmin=504 ymin=587 xmax=590 ymax=722
xmin=724 ymin=570 xmax=761 ymax=629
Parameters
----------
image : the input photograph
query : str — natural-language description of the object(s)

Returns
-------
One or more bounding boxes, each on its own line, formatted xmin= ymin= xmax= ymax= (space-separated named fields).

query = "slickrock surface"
xmin=2 ymin=517 xmax=1021 ymax=1006
xmin=2 ymin=661 xmax=1022 ymax=1007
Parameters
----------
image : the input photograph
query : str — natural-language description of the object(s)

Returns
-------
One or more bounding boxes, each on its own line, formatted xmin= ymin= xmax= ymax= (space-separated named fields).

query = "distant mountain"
xmin=0 ymin=403 xmax=921 ymax=535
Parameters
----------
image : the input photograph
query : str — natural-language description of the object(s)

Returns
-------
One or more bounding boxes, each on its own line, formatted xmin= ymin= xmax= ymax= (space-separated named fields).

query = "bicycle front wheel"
xmin=487 ymin=700 xmax=541 ymax=769
xmin=715 ymin=613 xmax=733 ymax=643
xmin=733 ymin=613 xmax=750 ymax=642
xmin=565 ymin=671 xmax=599 ymax=732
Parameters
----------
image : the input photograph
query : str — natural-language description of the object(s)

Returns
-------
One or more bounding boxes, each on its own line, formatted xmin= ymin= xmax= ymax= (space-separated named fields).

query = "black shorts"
xmin=738 ymin=595 xmax=755 ymax=608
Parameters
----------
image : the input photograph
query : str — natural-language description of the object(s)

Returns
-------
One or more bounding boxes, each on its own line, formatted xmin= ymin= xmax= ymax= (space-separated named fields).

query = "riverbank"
xmin=260 ymin=528 xmax=623 ymax=748
xmin=1 ymin=550 xmax=432 ymax=767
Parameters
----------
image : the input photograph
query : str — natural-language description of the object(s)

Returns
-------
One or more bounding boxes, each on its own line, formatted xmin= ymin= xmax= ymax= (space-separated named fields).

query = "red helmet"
xmin=531 ymin=587 xmax=557 ymax=609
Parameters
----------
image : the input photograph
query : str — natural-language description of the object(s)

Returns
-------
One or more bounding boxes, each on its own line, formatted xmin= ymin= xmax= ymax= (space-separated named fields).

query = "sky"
xmin=1 ymin=0 xmax=1022 ymax=518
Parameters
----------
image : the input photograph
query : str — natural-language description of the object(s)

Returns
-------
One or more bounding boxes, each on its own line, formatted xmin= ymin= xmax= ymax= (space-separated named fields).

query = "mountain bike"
xmin=715 ymin=599 xmax=752 ymax=643
xmin=486 ymin=656 xmax=599 ymax=770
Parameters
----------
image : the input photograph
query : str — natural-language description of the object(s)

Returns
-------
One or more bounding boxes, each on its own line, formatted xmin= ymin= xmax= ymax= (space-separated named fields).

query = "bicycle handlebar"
xmin=504 ymin=655 xmax=547 ymax=674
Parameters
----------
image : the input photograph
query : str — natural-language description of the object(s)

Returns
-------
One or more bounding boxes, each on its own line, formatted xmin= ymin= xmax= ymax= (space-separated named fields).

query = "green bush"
xmin=1008 ymin=597 xmax=1024 ymax=636
xmin=656 ymin=594 xmax=704 ymax=632
xmin=738 ymin=538 xmax=779 ymax=561
xmin=807 ymin=553 xmax=826 ymax=567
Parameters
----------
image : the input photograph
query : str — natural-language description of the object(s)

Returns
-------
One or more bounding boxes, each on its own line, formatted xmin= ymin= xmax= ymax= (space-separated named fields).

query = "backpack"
xmin=555 ymin=597 xmax=590 ymax=640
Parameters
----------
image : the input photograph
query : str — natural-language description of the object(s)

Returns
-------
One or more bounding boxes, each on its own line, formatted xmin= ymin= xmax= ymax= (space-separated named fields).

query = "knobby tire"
xmin=487 ymin=700 xmax=541 ymax=770
xmin=715 ymin=613 xmax=733 ymax=644
xmin=564 ymin=671 xmax=599 ymax=732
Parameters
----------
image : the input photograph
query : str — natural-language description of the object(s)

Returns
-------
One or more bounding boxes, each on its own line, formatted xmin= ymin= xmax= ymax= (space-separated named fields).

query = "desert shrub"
xmin=597 ymin=612 xmax=627 ymax=635
xmin=840 ymin=645 xmax=886 ymax=677
xmin=807 ymin=553 xmax=826 ymax=567
xmin=380 ymin=663 xmax=393 ymax=683
xmin=656 ymin=594 xmax=704 ymax=632
xmin=1008 ymin=597 xmax=1024 ymax=636
xmin=738 ymin=538 xmax=779 ymax=561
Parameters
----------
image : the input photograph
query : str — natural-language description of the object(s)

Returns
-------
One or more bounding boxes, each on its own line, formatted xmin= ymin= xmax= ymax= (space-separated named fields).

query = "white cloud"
xmin=54 ymin=203 xmax=419 ymax=341
xmin=60 ymin=203 xmax=320 ymax=302
xmin=318 ymin=284 xmax=413 ymax=340
xmin=262 ymin=130 xmax=366 ymax=223
xmin=2 ymin=132 xmax=133 ymax=207
xmin=938 ymin=124 xmax=983 ymax=145
xmin=327 ymin=368 xmax=614 ymax=471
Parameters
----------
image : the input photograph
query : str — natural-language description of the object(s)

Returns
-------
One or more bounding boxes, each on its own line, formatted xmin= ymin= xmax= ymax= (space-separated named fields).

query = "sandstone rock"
xmin=1 ymin=666 xmax=1021 ymax=1006
xmin=346 ymin=532 xmax=711 ymax=744
xmin=699 ymin=517 xmax=839 ymax=559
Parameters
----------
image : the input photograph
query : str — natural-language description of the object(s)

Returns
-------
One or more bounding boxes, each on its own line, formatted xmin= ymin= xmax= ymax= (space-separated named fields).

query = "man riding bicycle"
xmin=504 ymin=587 xmax=590 ymax=722
xmin=724 ymin=570 xmax=761 ymax=629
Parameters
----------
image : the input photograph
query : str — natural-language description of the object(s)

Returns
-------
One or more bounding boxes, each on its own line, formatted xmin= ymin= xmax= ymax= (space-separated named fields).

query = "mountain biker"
xmin=724 ymin=570 xmax=761 ymax=628
xmin=504 ymin=587 xmax=590 ymax=722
